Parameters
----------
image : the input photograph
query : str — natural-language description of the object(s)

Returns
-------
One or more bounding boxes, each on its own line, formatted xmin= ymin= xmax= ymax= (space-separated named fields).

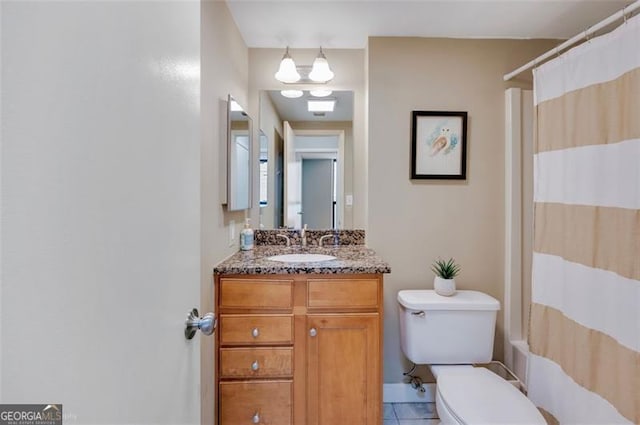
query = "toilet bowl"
xmin=398 ymin=290 xmax=545 ymax=425
xmin=433 ymin=366 xmax=545 ymax=425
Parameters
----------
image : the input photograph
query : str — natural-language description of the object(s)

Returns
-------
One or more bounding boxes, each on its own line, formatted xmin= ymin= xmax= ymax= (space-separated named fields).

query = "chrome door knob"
xmin=252 ymin=328 xmax=260 ymax=338
xmin=309 ymin=328 xmax=317 ymax=337
xmin=251 ymin=361 xmax=260 ymax=371
xmin=252 ymin=412 xmax=260 ymax=424
xmin=184 ymin=308 xmax=216 ymax=340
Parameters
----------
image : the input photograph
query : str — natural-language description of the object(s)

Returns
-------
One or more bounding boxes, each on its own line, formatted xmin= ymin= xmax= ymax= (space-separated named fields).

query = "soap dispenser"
xmin=240 ymin=218 xmax=254 ymax=251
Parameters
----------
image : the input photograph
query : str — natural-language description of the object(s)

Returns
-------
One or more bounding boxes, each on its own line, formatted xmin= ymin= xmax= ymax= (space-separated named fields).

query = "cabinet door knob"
xmin=309 ymin=328 xmax=317 ymax=337
xmin=251 ymin=360 xmax=260 ymax=371
xmin=252 ymin=412 xmax=260 ymax=424
xmin=252 ymin=328 xmax=260 ymax=338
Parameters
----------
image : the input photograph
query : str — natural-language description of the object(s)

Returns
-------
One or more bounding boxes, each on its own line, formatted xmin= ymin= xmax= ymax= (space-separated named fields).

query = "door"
xmin=302 ymin=159 xmax=334 ymax=229
xmin=306 ymin=314 xmax=380 ymax=425
xmin=283 ymin=121 xmax=301 ymax=229
xmin=1 ymin=2 xmax=203 ymax=424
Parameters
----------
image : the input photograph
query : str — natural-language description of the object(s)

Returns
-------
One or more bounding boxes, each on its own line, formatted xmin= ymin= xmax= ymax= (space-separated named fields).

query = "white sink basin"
xmin=267 ymin=254 xmax=337 ymax=263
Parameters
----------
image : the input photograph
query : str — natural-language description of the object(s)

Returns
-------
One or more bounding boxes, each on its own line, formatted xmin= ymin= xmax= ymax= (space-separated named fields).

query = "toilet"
xmin=397 ymin=290 xmax=546 ymax=425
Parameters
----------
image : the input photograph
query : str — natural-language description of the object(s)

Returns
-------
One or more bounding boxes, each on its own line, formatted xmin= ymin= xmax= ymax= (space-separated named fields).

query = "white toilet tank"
xmin=398 ymin=290 xmax=500 ymax=364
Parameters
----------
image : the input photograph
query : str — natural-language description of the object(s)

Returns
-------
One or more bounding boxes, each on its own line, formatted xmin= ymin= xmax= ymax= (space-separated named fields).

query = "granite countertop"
xmin=214 ymin=245 xmax=391 ymax=275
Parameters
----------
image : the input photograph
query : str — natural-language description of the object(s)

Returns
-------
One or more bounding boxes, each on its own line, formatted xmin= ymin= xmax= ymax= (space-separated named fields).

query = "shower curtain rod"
xmin=503 ymin=0 xmax=640 ymax=81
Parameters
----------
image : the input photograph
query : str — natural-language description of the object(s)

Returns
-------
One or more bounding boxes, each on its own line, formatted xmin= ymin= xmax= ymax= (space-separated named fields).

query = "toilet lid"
xmin=437 ymin=368 xmax=546 ymax=425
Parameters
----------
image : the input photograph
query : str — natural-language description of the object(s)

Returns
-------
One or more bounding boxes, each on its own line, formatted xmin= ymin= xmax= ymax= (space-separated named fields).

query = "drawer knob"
xmin=251 ymin=360 xmax=260 ymax=371
xmin=252 ymin=412 xmax=260 ymax=424
xmin=251 ymin=328 xmax=260 ymax=338
xmin=309 ymin=328 xmax=317 ymax=337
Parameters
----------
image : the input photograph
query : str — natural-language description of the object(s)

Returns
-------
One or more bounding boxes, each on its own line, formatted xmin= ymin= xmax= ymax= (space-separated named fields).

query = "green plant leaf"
xmin=431 ymin=257 xmax=461 ymax=279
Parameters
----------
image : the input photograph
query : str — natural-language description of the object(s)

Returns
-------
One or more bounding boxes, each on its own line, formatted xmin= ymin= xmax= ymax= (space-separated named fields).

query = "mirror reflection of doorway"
xmin=259 ymin=90 xmax=352 ymax=230
xmin=302 ymin=158 xmax=336 ymax=229
xmin=288 ymin=133 xmax=341 ymax=229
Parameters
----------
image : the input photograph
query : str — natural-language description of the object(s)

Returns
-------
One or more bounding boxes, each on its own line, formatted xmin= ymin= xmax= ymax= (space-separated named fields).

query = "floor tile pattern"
xmin=383 ymin=402 xmax=440 ymax=425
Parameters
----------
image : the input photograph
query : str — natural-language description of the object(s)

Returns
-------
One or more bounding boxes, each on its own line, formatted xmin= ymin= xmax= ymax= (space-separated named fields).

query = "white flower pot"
xmin=434 ymin=276 xmax=456 ymax=296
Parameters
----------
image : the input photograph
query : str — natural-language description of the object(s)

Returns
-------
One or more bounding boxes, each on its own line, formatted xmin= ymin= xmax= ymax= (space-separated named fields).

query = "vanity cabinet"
xmin=306 ymin=314 xmax=380 ymax=425
xmin=217 ymin=278 xmax=295 ymax=425
xmin=215 ymin=274 xmax=383 ymax=425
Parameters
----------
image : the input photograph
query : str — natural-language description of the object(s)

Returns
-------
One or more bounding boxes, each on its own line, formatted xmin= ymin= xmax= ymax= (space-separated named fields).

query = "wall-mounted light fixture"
xmin=275 ymin=47 xmax=334 ymax=84
xmin=274 ymin=47 xmax=301 ymax=83
xmin=308 ymin=47 xmax=334 ymax=83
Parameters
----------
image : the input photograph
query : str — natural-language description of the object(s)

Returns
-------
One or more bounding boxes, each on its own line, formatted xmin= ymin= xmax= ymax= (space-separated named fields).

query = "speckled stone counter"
xmin=214 ymin=245 xmax=391 ymax=275
xmin=254 ymin=229 xmax=365 ymax=247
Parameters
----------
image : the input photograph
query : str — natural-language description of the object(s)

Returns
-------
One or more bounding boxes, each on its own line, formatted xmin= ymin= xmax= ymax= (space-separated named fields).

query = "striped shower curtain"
xmin=527 ymin=13 xmax=639 ymax=425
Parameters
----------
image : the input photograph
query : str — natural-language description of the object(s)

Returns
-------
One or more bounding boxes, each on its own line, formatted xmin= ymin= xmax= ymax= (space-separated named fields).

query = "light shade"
xmin=274 ymin=47 xmax=301 ymax=83
xmin=281 ymin=89 xmax=303 ymax=99
xmin=308 ymin=48 xmax=334 ymax=83
xmin=309 ymin=89 xmax=333 ymax=97
xmin=307 ymin=99 xmax=336 ymax=112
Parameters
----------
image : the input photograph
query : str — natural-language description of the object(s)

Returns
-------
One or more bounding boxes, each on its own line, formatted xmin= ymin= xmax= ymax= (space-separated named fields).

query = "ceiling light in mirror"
xmin=310 ymin=89 xmax=333 ymax=97
xmin=308 ymin=99 xmax=336 ymax=112
xmin=281 ymin=89 xmax=304 ymax=99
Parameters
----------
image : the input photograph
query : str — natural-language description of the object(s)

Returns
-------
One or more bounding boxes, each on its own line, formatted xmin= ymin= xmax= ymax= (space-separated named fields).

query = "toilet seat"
xmin=436 ymin=367 xmax=546 ymax=425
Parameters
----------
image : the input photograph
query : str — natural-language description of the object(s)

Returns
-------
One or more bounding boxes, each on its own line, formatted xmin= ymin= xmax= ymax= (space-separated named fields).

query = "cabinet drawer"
xmin=219 ymin=381 xmax=292 ymax=425
xmin=220 ymin=347 xmax=293 ymax=378
xmin=219 ymin=278 xmax=293 ymax=310
xmin=219 ymin=315 xmax=293 ymax=345
xmin=307 ymin=278 xmax=379 ymax=310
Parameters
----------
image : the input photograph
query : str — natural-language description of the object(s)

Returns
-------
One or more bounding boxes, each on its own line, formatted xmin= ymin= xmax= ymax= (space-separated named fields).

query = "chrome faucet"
xmin=300 ymin=224 xmax=308 ymax=247
xmin=276 ymin=233 xmax=290 ymax=247
xmin=319 ymin=234 xmax=336 ymax=247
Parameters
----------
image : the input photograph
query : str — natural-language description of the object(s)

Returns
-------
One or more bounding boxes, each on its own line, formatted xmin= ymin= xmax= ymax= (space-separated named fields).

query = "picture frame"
xmin=410 ymin=111 xmax=467 ymax=180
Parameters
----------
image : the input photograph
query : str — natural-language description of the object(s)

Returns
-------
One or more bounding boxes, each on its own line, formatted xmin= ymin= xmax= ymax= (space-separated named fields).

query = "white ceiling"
xmin=227 ymin=0 xmax=634 ymax=48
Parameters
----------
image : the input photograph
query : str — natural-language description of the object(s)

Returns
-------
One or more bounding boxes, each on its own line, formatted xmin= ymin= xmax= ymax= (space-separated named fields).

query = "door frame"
xmin=284 ymin=128 xmax=345 ymax=229
xmin=301 ymin=157 xmax=336 ymax=229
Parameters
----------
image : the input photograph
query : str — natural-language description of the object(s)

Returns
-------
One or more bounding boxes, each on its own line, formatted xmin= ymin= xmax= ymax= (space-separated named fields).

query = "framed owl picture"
xmin=410 ymin=111 xmax=468 ymax=180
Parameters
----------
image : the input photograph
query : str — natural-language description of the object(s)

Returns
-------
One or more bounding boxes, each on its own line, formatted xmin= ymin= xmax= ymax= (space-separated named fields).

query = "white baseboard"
xmin=383 ymin=383 xmax=436 ymax=403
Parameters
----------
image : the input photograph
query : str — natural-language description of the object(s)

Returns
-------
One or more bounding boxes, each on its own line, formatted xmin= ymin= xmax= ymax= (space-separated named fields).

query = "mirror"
xmin=258 ymin=90 xmax=353 ymax=230
xmin=227 ymin=95 xmax=252 ymax=211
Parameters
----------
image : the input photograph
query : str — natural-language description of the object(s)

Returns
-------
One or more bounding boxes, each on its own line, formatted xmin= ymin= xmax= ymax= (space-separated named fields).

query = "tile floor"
xmin=383 ymin=402 xmax=440 ymax=425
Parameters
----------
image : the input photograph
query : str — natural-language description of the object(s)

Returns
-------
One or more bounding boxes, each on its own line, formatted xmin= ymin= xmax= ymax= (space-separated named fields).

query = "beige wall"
xmin=201 ymin=1 xmax=249 ymax=421
xmin=249 ymin=48 xmax=366 ymax=229
xmin=366 ymin=37 xmax=558 ymax=383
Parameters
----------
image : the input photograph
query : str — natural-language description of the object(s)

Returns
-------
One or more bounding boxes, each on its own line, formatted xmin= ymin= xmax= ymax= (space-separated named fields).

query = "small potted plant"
xmin=431 ymin=258 xmax=461 ymax=296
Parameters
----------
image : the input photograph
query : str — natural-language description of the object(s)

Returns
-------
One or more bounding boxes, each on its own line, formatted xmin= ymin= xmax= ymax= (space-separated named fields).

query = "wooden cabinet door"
xmin=306 ymin=314 xmax=381 ymax=425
